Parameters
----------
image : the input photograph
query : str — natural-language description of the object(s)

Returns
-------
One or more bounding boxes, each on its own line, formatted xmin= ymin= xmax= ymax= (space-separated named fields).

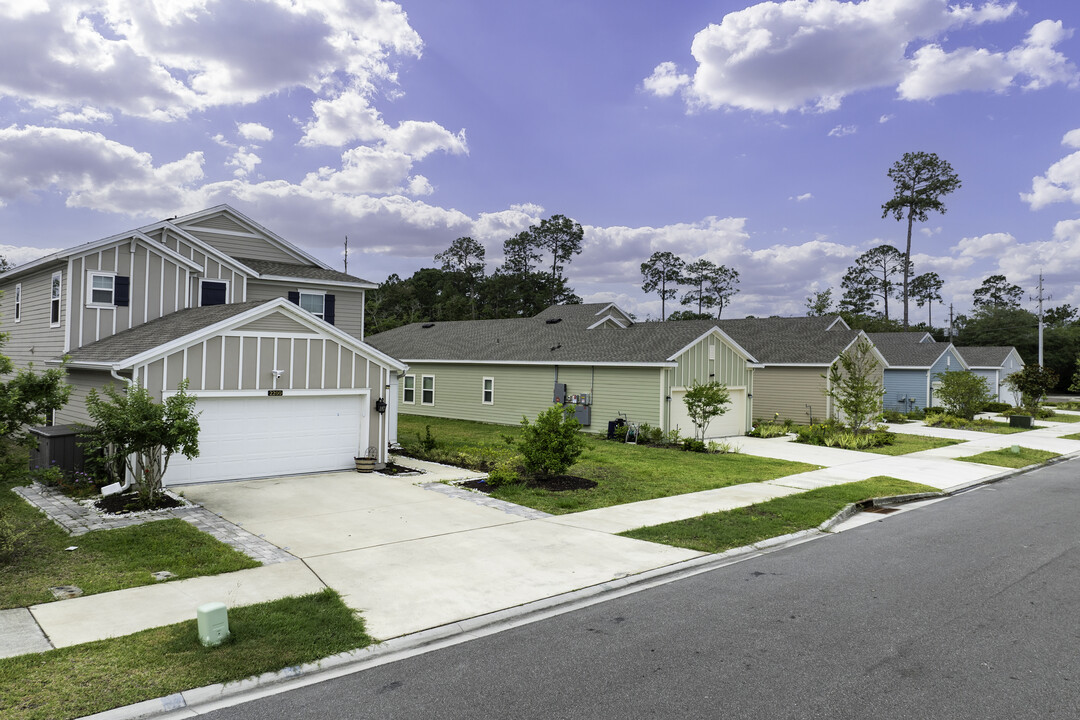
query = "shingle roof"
xmin=866 ymin=331 xmax=935 ymax=345
xmin=236 ymin=258 xmax=374 ymax=286
xmin=366 ymin=307 xmax=859 ymax=366
xmin=874 ymin=341 xmax=957 ymax=368
xmin=955 ymin=346 xmax=1019 ymax=368
xmin=61 ymin=301 xmax=269 ymax=364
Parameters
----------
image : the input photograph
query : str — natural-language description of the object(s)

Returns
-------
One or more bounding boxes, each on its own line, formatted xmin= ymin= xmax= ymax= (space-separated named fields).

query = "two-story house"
xmin=0 ymin=205 xmax=406 ymax=485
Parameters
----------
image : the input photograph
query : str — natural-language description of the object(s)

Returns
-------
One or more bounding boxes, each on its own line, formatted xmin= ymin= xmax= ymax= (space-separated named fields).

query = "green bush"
xmin=793 ymin=421 xmax=895 ymax=450
xmin=982 ymin=401 xmax=1012 ymax=413
xmin=1001 ymin=407 xmax=1054 ymax=419
xmin=484 ymin=457 xmax=521 ymax=488
xmin=932 ymin=370 xmax=993 ymax=421
xmin=418 ymin=425 xmax=438 ymax=452
xmin=0 ymin=506 xmax=28 ymax=562
xmin=517 ymin=405 xmax=586 ymax=478
xmin=881 ymin=409 xmax=908 ymax=424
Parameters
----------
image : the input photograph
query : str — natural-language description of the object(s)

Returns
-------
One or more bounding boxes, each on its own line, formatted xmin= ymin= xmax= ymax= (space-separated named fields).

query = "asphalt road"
xmin=201 ymin=457 xmax=1080 ymax=720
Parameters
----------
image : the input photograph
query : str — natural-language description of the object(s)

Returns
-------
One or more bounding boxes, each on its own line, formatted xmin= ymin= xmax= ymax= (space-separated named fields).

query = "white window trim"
xmin=198 ymin=278 xmax=231 ymax=306
xmin=298 ymin=289 xmax=326 ymax=319
xmin=482 ymin=376 xmax=494 ymax=405
xmin=402 ymin=374 xmax=415 ymax=404
xmin=50 ymin=271 xmax=63 ymax=327
xmin=421 ymin=374 xmax=435 ymax=406
xmin=13 ymin=283 xmax=21 ymax=323
xmin=85 ymin=270 xmax=116 ymax=308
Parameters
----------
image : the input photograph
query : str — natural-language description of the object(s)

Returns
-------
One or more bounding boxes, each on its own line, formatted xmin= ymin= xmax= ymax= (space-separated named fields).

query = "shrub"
xmin=749 ymin=422 xmax=788 ymax=438
xmin=1004 ymin=365 xmax=1060 ymax=415
xmin=31 ymin=464 xmax=64 ymax=488
xmin=982 ymin=401 xmax=1012 ymax=414
xmin=418 ymin=425 xmax=438 ymax=452
xmin=484 ymin=457 xmax=521 ymax=488
xmin=707 ymin=440 xmax=739 ymax=454
xmin=683 ymin=439 xmax=707 ymax=453
xmin=517 ymin=405 xmax=586 ymax=478
xmin=0 ymin=506 xmax=28 ymax=563
xmin=881 ymin=409 xmax=908 ymax=424
xmin=932 ymin=370 xmax=993 ymax=421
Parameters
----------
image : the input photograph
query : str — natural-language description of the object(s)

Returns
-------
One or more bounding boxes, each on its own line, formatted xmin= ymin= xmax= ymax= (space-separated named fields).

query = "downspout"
xmin=101 ymin=367 xmax=135 ymax=497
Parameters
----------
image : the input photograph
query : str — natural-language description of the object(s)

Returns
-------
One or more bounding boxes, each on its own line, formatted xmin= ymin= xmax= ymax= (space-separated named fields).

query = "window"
xmin=402 ymin=375 xmax=415 ymax=404
xmin=13 ymin=283 xmax=20 ymax=323
xmin=87 ymin=271 xmax=114 ymax=305
xmin=50 ymin=272 xmax=62 ymax=326
xmin=200 ymin=279 xmax=228 ymax=306
xmin=421 ymin=375 xmax=435 ymax=405
xmin=299 ymin=291 xmax=324 ymax=319
xmin=482 ymin=377 xmax=494 ymax=405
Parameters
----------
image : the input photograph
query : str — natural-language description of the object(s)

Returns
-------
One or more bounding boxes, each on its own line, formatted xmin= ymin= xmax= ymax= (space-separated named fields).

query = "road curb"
xmin=81 ymin=452 xmax=1080 ymax=720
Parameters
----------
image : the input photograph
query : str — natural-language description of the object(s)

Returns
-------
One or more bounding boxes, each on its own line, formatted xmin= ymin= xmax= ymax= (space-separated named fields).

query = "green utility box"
xmin=197 ymin=602 xmax=230 ymax=647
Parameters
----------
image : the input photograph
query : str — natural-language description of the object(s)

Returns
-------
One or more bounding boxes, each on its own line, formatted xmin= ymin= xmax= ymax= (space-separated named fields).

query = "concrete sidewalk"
xmin=5 ymin=425 xmax=1080 ymax=664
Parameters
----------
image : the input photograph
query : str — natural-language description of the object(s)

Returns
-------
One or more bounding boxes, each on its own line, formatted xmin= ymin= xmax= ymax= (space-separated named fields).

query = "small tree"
xmin=932 ymin=370 xmax=992 ymax=421
xmin=825 ymin=339 xmax=883 ymax=433
xmin=683 ymin=380 xmax=731 ymax=442
xmin=1070 ymin=353 xmax=1080 ymax=393
xmin=517 ymin=404 xmax=585 ymax=478
xmin=0 ymin=360 xmax=72 ymax=446
xmin=1004 ymin=365 xmax=1059 ymax=416
xmin=82 ymin=380 xmax=200 ymax=506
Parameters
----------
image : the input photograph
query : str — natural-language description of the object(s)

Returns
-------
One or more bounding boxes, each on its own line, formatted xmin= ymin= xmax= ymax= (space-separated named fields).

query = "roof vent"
xmin=422 ymin=323 xmax=435 ymax=329
xmin=545 ymin=318 xmax=562 ymax=324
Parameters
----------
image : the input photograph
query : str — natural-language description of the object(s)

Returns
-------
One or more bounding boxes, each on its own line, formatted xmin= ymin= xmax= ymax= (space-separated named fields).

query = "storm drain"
xmin=862 ymin=507 xmax=900 ymax=514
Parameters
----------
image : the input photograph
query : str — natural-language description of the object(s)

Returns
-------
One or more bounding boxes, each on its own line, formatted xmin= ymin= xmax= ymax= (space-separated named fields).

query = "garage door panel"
xmin=670 ymin=388 xmax=745 ymax=439
xmin=165 ymin=394 xmax=366 ymax=485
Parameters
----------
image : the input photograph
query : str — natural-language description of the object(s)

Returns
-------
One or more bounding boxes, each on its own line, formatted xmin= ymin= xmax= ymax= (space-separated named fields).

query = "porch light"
xmin=375 ymin=397 xmax=387 ymax=414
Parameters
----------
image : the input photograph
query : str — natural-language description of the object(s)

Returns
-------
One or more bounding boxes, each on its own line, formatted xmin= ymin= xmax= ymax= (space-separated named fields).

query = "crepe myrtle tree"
xmin=932 ymin=370 xmax=993 ymax=421
xmin=82 ymin=379 xmax=200 ymax=507
xmin=824 ymin=338 xmax=884 ymax=433
xmin=683 ymin=380 xmax=731 ymax=442
xmin=1004 ymin=365 xmax=1059 ymax=416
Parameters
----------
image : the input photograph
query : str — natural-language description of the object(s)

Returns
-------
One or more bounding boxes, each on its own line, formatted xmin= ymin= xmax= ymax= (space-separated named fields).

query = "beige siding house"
xmin=368 ymin=303 xmax=759 ymax=438
xmin=0 ymin=205 xmax=406 ymax=484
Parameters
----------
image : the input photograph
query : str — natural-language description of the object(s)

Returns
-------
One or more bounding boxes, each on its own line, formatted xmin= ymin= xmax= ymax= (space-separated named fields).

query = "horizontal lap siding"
xmin=590 ymin=367 xmax=662 ymax=431
xmin=752 ymin=367 xmax=828 ymax=424
xmin=0 ymin=267 xmax=66 ymax=367
xmin=883 ymin=370 xmax=928 ymax=411
xmin=54 ymin=369 xmax=127 ymax=426
xmin=398 ymin=363 xmax=552 ymax=426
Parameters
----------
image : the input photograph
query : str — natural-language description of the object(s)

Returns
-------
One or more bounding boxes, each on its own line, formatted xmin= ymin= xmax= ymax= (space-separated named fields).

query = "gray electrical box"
xmin=553 ymin=383 xmax=567 ymax=404
xmin=568 ymin=404 xmax=591 ymax=426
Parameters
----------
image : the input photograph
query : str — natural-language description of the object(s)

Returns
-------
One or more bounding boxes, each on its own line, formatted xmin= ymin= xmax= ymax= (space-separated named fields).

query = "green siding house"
xmin=367 ymin=304 xmax=761 ymax=438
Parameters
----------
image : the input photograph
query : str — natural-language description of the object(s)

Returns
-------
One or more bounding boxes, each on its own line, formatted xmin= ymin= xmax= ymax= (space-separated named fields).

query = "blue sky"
xmin=0 ymin=0 xmax=1078 ymax=322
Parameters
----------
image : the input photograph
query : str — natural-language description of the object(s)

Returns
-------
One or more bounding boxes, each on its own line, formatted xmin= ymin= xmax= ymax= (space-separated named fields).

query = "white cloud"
xmin=899 ymin=20 xmax=1076 ymax=100
xmin=1022 ymin=128 xmax=1080 ymax=209
xmin=237 ymin=122 xmax=273 ymax=142
xmin=55 ymin=106 xmax=113 ymax=124
xmin=955 ymin=232 xmax=1017 ymax=258
xmin=226 ymin=147 xmax=261 ymax=178
xmin=0 ymin=0 xmax=423 ymax=120
xmin=645 ymin=0 xmax=1075 ymax=113
xmin=0 ymin=243 xmax=64 ymax=266
xmin=828 ymin=124 xmax=857 ymax=137
xmin=643 ymin=61 xmax=690 ymax=97
xmin=406 ymin=175 xmax=433 ymax=196
xmin=879 ymin=114 xmax=894 ymax=123
xmin=919 ymin=226 xmax=943 ymax=237
xmin=790 ymin=193 xmax=813 ymax=202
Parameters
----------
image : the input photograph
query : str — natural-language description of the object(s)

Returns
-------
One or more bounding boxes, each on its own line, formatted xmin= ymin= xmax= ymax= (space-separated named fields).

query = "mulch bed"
xmin=461 ymin=475 xmax=597 ymax=493
xmin=95 ymin=491 xmax=184 ymax=514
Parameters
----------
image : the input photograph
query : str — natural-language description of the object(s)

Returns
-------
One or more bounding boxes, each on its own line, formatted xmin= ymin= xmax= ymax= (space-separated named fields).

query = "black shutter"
xmin=114 ymin=276 xmax=130 ymax=307
xmin=288 ymin=291 xmax=299 ymax=305
xmin=324 ymin=294 xmax=335 ymax=325
xmin=201 ymin=281 xmax=227 ymax=306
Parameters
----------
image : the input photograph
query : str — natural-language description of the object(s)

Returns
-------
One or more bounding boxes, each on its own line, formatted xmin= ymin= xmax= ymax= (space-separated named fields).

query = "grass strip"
xmin=0 ymin=589 xmax=372 ymax=720
xmin=619 ymin=477 xmax=937 ymax=554
xmin=955 ymin=447 xmax=1060 ymax=469
xmin=857 ymin=433 xmax=961 ymax=456
xmin=399 ymin=415 xmax=818 ymax=515
xmin=1062 ymin=432 xmax=1080 ymax=441
xmin=1043 ymin=413 xmax=1080 ymax=423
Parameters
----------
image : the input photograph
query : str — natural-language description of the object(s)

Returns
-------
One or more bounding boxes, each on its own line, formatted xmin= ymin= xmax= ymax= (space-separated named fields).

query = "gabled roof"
xmin=875 ymin=342 xmax=967 ymax=370
xmin=712 ymin=316 xmax=862 ymax=365
xmin=955 ymin=346 xmax=1024 ymax=369
xmin=171 ymin=205 xmax=324 ymax=268
xmin=57 ymin=298 xmax=405 ymax=372
xmin=866 ymin=331 xmax=935 ymax=345
xmin=236 ymin=258 xmax=375 ymax=288
xmin=366 ymin=308 xmax=758 ymax=366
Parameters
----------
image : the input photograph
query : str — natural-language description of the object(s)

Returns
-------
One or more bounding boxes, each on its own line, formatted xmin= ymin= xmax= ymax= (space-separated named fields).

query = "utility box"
xmin=567 ymin=404 xmax=591 ymax=426
xmin=553 ymin=383 xmax=567 ymax=404
xmin=197 ymin=602 xmax=230 ymax=647
xmin=1009 ymin=415 xmax=1033 ymax=429
xmin=28 ymin=425 xmax=87 ymax=476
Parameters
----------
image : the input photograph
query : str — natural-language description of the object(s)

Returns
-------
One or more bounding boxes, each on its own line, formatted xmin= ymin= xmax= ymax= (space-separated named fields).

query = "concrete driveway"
xmin=181 ymin=470 xmax=701 ymax=640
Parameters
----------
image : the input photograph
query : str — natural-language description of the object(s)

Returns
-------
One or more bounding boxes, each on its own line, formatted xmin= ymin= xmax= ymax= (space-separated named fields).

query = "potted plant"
xmin=354 ymin=447 xmax=376 ymax=473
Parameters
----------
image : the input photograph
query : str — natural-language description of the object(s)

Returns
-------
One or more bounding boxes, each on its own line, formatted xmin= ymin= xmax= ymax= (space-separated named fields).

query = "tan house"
xmin=0 ymin=205 xmax=405 ymax=484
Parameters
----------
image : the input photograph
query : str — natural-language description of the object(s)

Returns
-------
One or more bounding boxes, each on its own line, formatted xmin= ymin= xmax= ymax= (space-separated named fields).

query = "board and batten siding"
xmin=153 ymin=228 xmax=248 ymax=304
xmin=667 ymin=333 xmax=754 ymax=434
xmin=69 ymin=243 xmax=196 ymax=349
xmin=752 ymin=367 xmax=829 ymax=424
xmin=395 ymin=362 xmax=663 ymax=432
xmin=246 ymin=281 xmax=366 ymax=340
xmin=0 ymin=265 xmax=67 ymax=367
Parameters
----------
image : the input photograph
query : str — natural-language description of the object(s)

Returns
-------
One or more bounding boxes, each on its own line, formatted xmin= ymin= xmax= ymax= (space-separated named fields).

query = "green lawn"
xmin=620 ymin=477 xmax=937 ymax=553
xmin=0 ymin=590 xmax=372 ymax=720
xmin=1063 ymin=432 xmax=1080 ymax=441
xmin=926 ymin=418 xmax=1033 ymax=434
xmin=858 ymin=433 xmax=961 ymax=456
xmin=399 ymin=415 xmax=818 ymax=515
xmin=1044 ymin=413 xmax=1080 ymax=423
xmin=955 ymin=447 xmax=1061 ymax=469
xmin=1 ymin=457 xmax=258 ymax=609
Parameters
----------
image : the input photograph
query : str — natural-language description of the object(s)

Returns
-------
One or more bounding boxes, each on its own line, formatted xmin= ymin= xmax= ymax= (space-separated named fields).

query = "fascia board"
xmin=255 ymin=274 xmax=377 ymax=290
xmin=586 ymin=315 xmax=627 ymax=330
xmin=391 ymin=358 xmax=677 ymax=368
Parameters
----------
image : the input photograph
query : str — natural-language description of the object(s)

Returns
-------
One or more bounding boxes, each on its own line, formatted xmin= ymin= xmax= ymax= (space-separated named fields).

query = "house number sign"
xmin=267 ymin=390 xmax=284 ymax=396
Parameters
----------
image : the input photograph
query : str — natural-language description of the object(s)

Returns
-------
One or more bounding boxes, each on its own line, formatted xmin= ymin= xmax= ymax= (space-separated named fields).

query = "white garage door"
xmin=669 ymin=388 xmax=746 ymax=439
xmin=165 ymin=393 xmax=366 ymax=485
